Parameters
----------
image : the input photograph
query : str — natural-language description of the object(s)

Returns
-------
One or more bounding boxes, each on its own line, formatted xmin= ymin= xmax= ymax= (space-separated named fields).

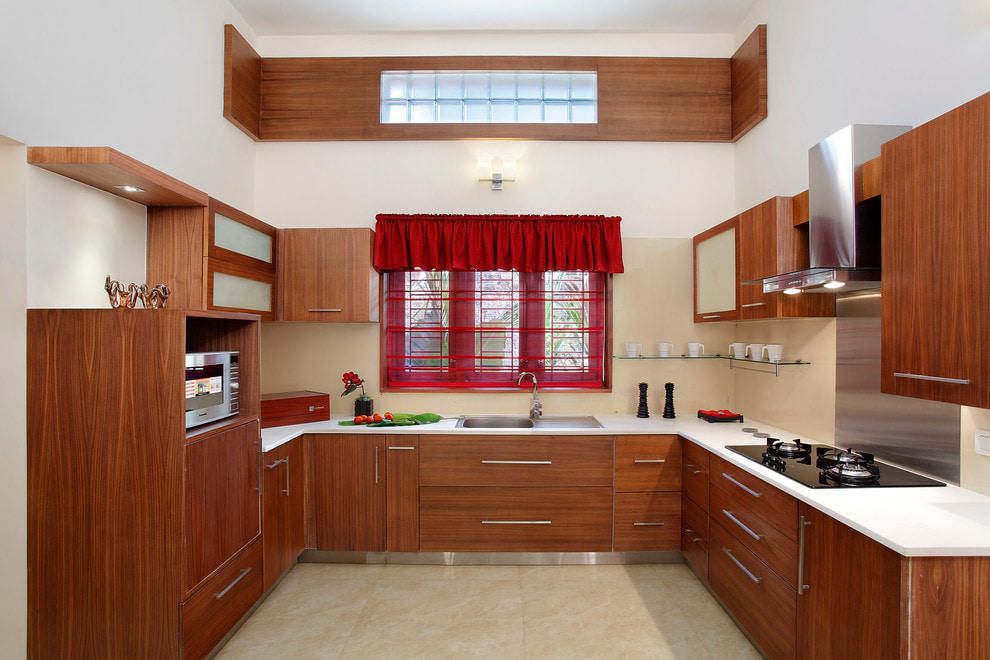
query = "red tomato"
xmin=385 ymin=412 xmax=394 ymax=421
xmin=373 ymin=413 xmax=383 ymax=423
xmin=353 ymin=416 xmax=363 ymax=424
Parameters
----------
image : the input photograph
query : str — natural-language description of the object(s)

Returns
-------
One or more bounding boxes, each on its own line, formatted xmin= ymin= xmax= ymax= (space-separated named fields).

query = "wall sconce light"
xmin=478 ymin=157 xmax=517 ymax=191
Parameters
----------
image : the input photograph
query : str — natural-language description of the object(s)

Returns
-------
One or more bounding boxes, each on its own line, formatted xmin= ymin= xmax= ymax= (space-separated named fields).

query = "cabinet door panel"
xmin=279 ymin=228 xmax=379 ymax=322
xmin=386 ymin=436 xmax=420 ymax=552
xmin=420 ymin=486 xmax=612 ymax=552
xmin=681 ymin=440 xmax=710 ymax=512
xmin=262 ymin=438 xmax=305 ymax=590
xmin=881 ymin=93 xmax=990 ymax=406
xmin=614 ymin=435 xmax=681 ymax=493
xmin=681 ymin=494 xmax=709 ymax=581
xmin=694 ymin=217 xmax=739 ymax=322
xmin=613 ymin=492 xmax=680 ymax=551
xmin=709 ymin=521 xmax=796 ymax=660
xmin=184 ymin=421 xmax=261 ymax=596
xmin=308 ymin=434 xmax=385 ymax=551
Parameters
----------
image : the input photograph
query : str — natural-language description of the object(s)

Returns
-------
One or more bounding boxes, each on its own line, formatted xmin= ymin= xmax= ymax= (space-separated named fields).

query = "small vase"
xmin=354 ymin=397 xmax=373 ymax=416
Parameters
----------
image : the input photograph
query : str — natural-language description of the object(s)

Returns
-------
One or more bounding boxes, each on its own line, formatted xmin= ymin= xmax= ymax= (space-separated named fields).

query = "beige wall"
xmin=261 ymin=239 xmax=735 ymax=418
xmin=0 ymin=138 xmax=28 ymax=653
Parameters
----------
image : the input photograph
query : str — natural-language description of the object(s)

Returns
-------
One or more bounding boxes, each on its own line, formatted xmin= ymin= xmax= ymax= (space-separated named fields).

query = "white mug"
xmin=657 ymin=342 xmax=674 ymax=357
xmin=688 ymin=342 xmax=705 ymax=358
xmin=728 ymin=342 xmax=747 ymax=358
xmin=763 ymin=343 xmax=784 ymax=363
xmin=625 ymin=341 xmax=643 ymax=357
xmin=746 ymin=343 xmax=766 ymax=361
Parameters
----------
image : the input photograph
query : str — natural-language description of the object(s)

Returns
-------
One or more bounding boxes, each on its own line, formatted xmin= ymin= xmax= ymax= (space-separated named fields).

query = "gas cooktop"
xmin=726 ymin=435 xmax=945 ymax=489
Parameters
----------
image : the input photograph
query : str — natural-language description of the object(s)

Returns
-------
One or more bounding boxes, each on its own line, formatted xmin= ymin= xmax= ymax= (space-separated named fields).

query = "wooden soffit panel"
xmin=730 ymin=24 xmax=767 ymax=141
xmin=223 ymin=25 xmax=767 ymax=143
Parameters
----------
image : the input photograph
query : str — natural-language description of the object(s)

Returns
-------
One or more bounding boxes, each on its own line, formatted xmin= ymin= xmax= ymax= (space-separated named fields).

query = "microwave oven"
xmin=185 ymin=351 xmax=239 ymax=429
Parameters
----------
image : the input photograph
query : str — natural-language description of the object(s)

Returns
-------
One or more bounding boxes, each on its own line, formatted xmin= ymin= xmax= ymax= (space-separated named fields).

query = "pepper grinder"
xmin=663 ymin=382 xmax=676 ymax=419
xmin=636 ymin=382 xmax=649 ymax=418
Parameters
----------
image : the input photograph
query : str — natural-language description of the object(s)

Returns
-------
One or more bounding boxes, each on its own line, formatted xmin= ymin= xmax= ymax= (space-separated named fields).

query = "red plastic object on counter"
xmin=697 ymin=409 xmax=745 ymax=423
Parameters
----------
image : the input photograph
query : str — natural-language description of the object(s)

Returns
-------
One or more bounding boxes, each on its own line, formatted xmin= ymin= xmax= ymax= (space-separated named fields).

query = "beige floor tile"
xmin=218 ymin=562 xmax=758 ymax=660
xmin=340 ymin=577 xmax=526 ymax=659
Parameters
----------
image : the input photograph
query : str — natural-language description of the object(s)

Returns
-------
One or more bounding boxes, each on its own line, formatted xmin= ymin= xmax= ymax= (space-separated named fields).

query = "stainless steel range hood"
xmin=751 ymin=124 xmax=911 ymax=293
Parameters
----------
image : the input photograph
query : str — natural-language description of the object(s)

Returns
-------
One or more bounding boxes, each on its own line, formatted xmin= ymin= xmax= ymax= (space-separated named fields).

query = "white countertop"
xmin=261 ymin=413 xmax=990 ymax=557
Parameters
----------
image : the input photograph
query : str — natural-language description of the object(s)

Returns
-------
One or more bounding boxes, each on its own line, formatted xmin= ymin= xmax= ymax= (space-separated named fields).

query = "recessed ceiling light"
xmin=823 ymin=281 xmax=846 ymax=289
xmin=115 ymin=185 xmax=145 ymax=193
xmin=783 ymin=287 xmax=802 ymax=295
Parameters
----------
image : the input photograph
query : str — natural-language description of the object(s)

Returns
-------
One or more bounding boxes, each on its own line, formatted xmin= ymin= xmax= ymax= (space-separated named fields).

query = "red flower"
xmin=341 ymin=371 xmax=365 ymax=397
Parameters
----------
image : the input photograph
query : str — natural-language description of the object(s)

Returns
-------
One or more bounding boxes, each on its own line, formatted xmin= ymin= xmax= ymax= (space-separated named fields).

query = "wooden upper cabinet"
xmin=881 ymin=92 xmax=990 ymax=407
xmin=737 ymin=196 xmax=834 ymax=320
xmin=278 ymin=228 xmax=380 ymax=322
xmin=694 ymin=217 xmax=739 ymax=323
xmin=147 ymin=198 xmax=278 ymax=321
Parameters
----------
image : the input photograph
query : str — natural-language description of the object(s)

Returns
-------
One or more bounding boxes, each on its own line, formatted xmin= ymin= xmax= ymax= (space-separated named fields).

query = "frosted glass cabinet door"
xmin=208 ymin=260 xmax=276 ymax=321
xmin=693 ymin=217 xmax=739 ymax=322
xmin=208 ymin=199 xmax=277 ymax=271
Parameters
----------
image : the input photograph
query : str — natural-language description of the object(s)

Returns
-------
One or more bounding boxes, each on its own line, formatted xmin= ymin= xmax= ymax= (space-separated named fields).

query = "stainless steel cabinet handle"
xmin=308 ymin=405 xmax=326 ymax=411
xmin=798 ymin=515 xmax=811 ymax=595
xmin=721 ymin=472 xmax=763 ymax=498
xmin=721 ymin=509 xmax=763 ymax=541
xmin=481 ymin=520 xmax=551 ymax=525
xmin=265 ymin=458 xmax=290 ymax=496
xmin=633 ymin=459 xmax=665 ymax=464
xmin=388 ymin=446 xmax=415 ymax=451
xmin=214 ymin=568 xmax=251 ymax=600
xmin=374 ymin=446 xmax=379 ymax=484
xmin=481 ymin=460 xmax=552 ymax=465
xmin=684 ymin=463 xmax=704 ymax=475
xmin=308 ymin=308 xmax=343 ymax=313
xmin=683 ymin=527 xmax=702 ymax=543
xmin=722 ymin=548 xmax=762 ymax=584
xmin=702 ymin=314 xmax=721 ymax=319
xmin=894 ymin=372 xmax=970 ymax=385
xmin=741 ymin=302 xmax=768 ymax=308
xmin=633 ymin=522 xmax=665 ymax=526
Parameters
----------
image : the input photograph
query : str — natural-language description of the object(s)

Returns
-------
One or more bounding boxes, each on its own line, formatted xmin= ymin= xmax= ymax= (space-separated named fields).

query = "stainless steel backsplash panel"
xmin=835 ymin=292 xmax=960 ymax=483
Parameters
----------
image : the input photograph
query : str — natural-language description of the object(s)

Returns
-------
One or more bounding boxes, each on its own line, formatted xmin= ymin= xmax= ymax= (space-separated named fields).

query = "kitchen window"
xmin=380 ymin=70 xmax=598 ymax=124
xmin=382 ymin=269 xmax=608 ymax=389
xmin=374 ymin=213 xmax=623 ymax=391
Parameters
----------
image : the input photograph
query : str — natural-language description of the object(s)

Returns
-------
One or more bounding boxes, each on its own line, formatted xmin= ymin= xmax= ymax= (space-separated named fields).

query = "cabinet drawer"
xmin=710 ymin=485 xmax=798 ymax=589
xmin=615 ymin=435 xmax=681 ymax=492
xmin=709 ymin=521 xmax=796 ymax=660
xmin=682 ymin=441 xmax=711 ymax=511
xmin=614 ymin=492 xmax=680 ymax=551
xmin=261 ymin=390 xmax=330 ymax=429
xmin=182 ymin=538 xmax=263 ymax=660
xmin=711 ymin=455 xmax=797 ymax=540
xmin=681 ymin=493 xmax=709 ymax=581
xmin=420 ymin=436 xmax=613 ymax=487
xmin=420 ymin=486 xmax=612 ymax=551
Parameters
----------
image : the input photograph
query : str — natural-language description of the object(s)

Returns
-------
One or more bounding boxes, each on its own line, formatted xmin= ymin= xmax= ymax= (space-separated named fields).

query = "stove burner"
xmin=741 ymin=427 xmax=758 ymax=434
xmin=767 ymin=437 xmax=811 ymax=459
xmin=753 ymin=432 xmax=771 ymax=439
xmin=817 ymin=447 xmax=880 ymax=485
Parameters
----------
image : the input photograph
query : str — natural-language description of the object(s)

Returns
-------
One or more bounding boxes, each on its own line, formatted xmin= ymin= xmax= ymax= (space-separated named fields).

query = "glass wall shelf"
xmin=612 ymin=355 xmax=808 ymax=377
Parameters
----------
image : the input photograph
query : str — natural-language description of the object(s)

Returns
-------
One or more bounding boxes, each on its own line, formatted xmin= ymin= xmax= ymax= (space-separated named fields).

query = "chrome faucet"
xmin=517 ymin=371 xmax=542 ymax=420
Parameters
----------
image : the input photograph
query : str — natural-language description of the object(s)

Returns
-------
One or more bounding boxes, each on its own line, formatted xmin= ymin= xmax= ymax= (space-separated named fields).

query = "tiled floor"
xmin=217 ymin=563 xmax=761 ymax=659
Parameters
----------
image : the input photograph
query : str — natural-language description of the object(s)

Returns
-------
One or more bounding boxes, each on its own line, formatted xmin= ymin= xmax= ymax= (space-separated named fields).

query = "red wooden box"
xmin=260 ymin=390 xmax=330 ymax=429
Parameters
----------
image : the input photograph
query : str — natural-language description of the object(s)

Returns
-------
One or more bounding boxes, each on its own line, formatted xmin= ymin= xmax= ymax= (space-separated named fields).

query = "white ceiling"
xmin=229 ymin=0 xmax=760 ymax=36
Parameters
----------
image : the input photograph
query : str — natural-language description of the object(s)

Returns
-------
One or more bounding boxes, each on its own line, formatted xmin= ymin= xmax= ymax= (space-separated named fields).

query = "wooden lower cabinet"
xmin=182 ymin=539 xmax=264 ymax=660
xmin=709 ymin=521 xmax=796 ymax=660
xmin=420 ymin=486 xmax=613 ymax=551
xmin=184 ymin=421 xmax=262 ymax=595
xmin=614 ymin=492 xmax=680 ymax=551
xmin=386 ymin=436 xmax=420 ymax=552
xmin=262 ymin=437 xmax=306 ymax=590
xmin=307 ymin=434 xmax=386 ymax=551
xmin=680 ymin=494 xmax=709 ymax=580
xmin=682 ymin=440 xmax=710 ymax=511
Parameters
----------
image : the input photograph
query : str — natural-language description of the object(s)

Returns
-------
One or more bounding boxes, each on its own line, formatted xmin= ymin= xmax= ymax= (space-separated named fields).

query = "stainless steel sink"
xmin=456 ymin=415 xmax=602 ymax=429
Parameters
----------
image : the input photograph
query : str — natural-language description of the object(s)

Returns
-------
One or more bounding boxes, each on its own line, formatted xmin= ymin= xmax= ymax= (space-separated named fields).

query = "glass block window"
xmin=381 ymin=71 xmax=598 ymax=124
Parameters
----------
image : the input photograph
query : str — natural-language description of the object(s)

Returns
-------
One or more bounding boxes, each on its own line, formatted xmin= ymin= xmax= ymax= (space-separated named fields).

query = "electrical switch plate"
xmin=975 ymin=430 xmax=990 ymax=457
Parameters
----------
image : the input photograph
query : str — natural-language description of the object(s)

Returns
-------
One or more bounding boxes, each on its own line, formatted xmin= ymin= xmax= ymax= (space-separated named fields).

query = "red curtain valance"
xmin=373 ymin=214 xmax=624 ymax=273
